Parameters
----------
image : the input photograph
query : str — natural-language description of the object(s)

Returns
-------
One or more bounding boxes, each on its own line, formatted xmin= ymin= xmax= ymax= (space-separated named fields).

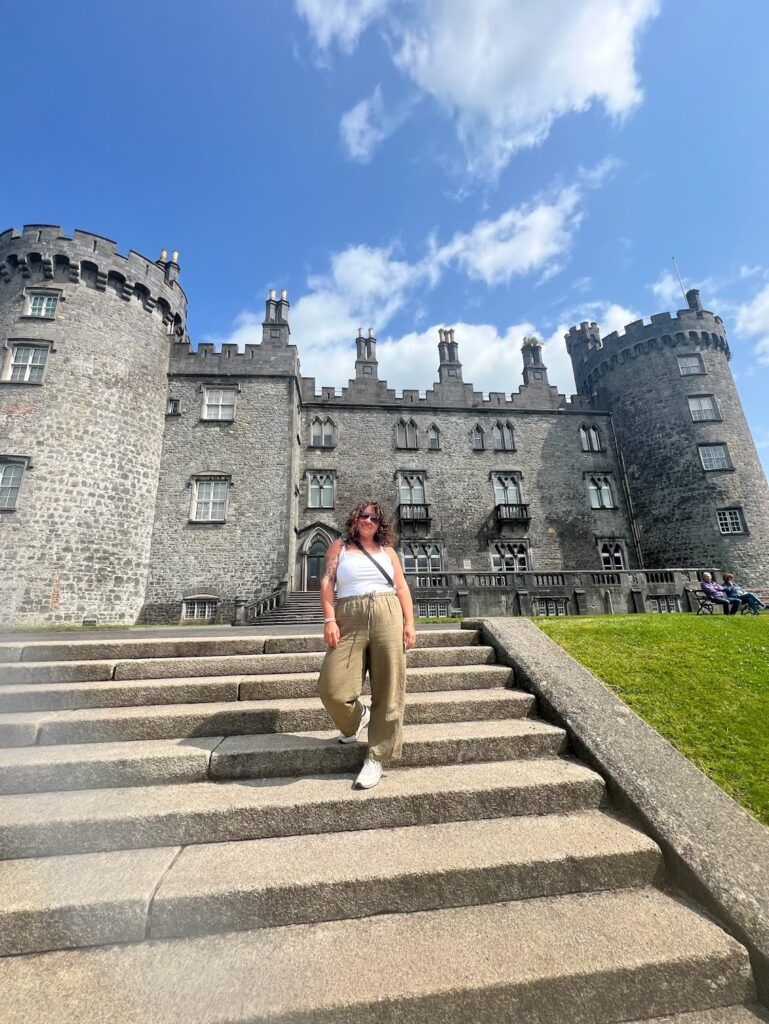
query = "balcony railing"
xmin=494 ymin=502 xmax=530 ymax=523
xmin=398 ymin=503 xmax=431 ymax=521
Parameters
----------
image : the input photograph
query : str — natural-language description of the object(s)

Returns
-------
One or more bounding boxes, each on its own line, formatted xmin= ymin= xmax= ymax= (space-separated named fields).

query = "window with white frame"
xmin=310 ymin=415 xmax=335 ymax=447
xmin=699 ymin=443 xmax=731 ymax=471
xmin=579 ymin=425 xmax=602 ymax=451
xmin=395 ymin=418 xmax=418 ymax=449
xmin=492 ymin=473 xmax=521 ymax=505
xmin=648 ymin=595 xmax=679 ymax=613
xmin=0 ymin=460 xmax=25 ymax=510
xmin=493 ymin=421 xmax=515 ymax=451
xmin=27 ymin=292 xmax=58 ymax=319
xmin=399 ymin=472 xmax=426 ymax=505
xmin=677 ymin=353 xmax=705 ymax=376
xmin=599 ymin=541 xmax=625 ymax=570
xmin=192 ymin=476 xmax=230 ymax=522
xmin=182 ymin=598 xmax=218 ymax=620
xmin=403 ymin=543 xmax=442 ymax=573
xmin=427 ymin=425 xmax=440 ymax=450
xmin=491 ymin=542 xmax=528 ymax=571
xmin=717 ymin=508 xmax=745 ymax=534
xmin=471 ymin=424 xmax=485 ymax=451
xmin=533 ymin=597 xmax=568 ymax=616
xmin=202 ymin=387 xmax=236 ymax=421
xmin=588 ymin=475 xmax=615 ymax=509
xmin=687 ymin=394 xmax=719 ymax=422
xmin=8 ymin=344 xmax=48 ymax=383
xmin=415 ymin=599 xmax=451 ymax=617
xmin=308 ymin=472 xmax=334 ymax=508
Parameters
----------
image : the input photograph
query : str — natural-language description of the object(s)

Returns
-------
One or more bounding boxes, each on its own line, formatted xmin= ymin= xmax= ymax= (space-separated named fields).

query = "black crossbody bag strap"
xmin=352 ymin=540 xmax=395 ymax=587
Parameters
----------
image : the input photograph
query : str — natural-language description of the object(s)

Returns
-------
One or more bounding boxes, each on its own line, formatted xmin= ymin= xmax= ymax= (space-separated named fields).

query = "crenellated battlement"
xmin=566 ymin=304 xmax=729 ymax=395
xmin=0 ymin=224 xmax=188 ymax=327
xmin=168 ymin=337 xmax=300 ymax=378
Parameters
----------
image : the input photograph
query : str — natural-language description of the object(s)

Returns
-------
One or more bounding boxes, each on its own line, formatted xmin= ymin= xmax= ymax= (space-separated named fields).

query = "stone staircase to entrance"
xmin=0 ymin=628 xmax=764 ymax=1023
xmin=250 ymin=591 xmax=325 ymax=626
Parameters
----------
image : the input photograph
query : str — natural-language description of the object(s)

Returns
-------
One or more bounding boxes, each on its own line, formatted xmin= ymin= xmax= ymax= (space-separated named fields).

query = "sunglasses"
xmin=357 ymin=513 xmax=381 ymax=523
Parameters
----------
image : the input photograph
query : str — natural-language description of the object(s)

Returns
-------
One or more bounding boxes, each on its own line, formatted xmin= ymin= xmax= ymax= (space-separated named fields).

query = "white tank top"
xmin=336 ymin=544 xmax=397 ymax=599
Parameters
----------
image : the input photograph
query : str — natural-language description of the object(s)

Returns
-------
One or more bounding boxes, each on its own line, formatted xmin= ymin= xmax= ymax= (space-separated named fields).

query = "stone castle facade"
xmin=1 ymin=224 xmax=768 ymax=627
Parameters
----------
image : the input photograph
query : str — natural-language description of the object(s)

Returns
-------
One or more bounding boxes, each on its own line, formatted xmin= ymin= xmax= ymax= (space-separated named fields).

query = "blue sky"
xmin=4 ymin=0 xmax=769 ymax=472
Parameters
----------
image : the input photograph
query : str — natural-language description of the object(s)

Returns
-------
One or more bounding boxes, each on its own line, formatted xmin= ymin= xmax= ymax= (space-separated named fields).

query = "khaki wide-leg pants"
xmin=318 ymin=592 xmax=406 ymax=763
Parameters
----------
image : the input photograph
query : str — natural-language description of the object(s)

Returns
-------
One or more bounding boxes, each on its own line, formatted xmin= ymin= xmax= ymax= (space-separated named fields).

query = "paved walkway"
xmin=0 ymin=622 xmax=462 ymax=643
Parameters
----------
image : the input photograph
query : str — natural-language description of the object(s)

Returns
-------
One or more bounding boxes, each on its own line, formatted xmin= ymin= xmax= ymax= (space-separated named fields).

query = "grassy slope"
xmin=535 ymin=614 xmax=769 ymax=826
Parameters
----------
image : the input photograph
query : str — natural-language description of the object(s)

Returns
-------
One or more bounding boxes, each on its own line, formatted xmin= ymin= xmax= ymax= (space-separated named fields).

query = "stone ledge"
xmin=477 ymin=616 xmax=769 ymax=1006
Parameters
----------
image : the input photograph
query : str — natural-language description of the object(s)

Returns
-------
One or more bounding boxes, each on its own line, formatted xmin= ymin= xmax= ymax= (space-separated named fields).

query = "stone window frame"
xmin=585 ymin=473 xmax=617 ymax=509
xmin=21 ymin=288 xmax=62 ymax=320
xmin=309 ymin=415 xmax=336 ymax=448
xmin=188 ymin=473 xmax=232 ymax=523
xmin=397 ymin=469 xmax=427 ymax=506
xmin=395 ymin=417 xmax=419 ymax=450
xmin=166 ymin=397 xmax=182 ymax=416
xmin=182 ymin=595 xmax=220 ymax=621
xmin=579 ymin=424 xmax=603 ymax=452
xmin=305 ymin=469 xmax=336 ymax=510
xmin=0 ymin=455 xmax=31 ymax=512
xmin=716 ymin=507 xmax=746 ymax=535
xmin=490 ymin=540 xmax=529 ymax=572
xmin=490 ymin=471 xmax=523 ymax=506
xmin=698 ymin=443 xmax=733 ymax=472
xmin=402 ymin=541 xmax=443 ymax=574
xmin=596 ymin=537 xmax=627 ymax=570
xmin=199 ymin=383 xmax=239 ymax=422
xmin=427 ymin=424 xmax=441 ymax=451
xmin=2 ymin=339 xmax=54 ymax=385
xmin=677 ymin=352 xmax=706 ymax=377
xmin=470 ymin=424 xmax=485 ymax=451
xmin=687 ymin=393 xmax=721 ymax=423
xmin=493 ymin=420 xmax=516 ymax=452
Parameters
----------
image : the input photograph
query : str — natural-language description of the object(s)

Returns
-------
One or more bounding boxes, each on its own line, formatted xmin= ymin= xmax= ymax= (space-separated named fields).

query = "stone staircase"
xmin=0 ymin=628 xmax=765 ymax=1023
xmin=249 ymin=591 xmax=325 ymax=626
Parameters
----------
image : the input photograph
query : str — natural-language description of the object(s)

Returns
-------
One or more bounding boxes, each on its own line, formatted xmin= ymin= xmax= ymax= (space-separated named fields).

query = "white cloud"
xmin=736 ymin=283 xmax=769 ymax=367
xmin=339 ymin=85 xmax=416 ymax=162
xmin=436 ymin=185 xmax=583 ymax=285
xmin=649 ymin=270 xmax=684 ymax=308
xmin=295 ymin=0 xmax=387 ymax=53
xmin=298 ymin=0 xmax=658 ymax=176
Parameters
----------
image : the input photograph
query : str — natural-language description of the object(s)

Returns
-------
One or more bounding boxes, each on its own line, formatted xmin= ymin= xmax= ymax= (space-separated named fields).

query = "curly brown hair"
xmin=344 ymin=500 xmax=397 ymax=547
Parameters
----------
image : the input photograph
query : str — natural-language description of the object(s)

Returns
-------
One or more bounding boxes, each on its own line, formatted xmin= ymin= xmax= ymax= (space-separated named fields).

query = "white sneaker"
xmin=337 ymin=702 xmax=370 ymax=744
xmin=355 ymin=755 xmax=383 ymax=789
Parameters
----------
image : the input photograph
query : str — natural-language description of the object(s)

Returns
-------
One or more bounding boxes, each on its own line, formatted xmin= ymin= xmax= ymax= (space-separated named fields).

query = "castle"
xmin=1 ymin=224 xmax=767 ymax=628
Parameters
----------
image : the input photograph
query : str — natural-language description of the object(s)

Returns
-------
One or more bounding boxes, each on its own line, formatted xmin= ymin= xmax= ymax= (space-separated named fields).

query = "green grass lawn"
xmin=535 ymin=614 xmax=769 ymax=826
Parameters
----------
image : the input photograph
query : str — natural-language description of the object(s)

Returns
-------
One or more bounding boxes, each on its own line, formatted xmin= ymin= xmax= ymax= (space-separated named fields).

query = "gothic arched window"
xmin=588 ymin=475 xmax=614 ymax=509
xmin=396 ymin=418 xmax=418 ymax=449
xmin=493 ymin=421 xmax=515 ymax=451
xmin=471 ymin=424 xmax=485 ymax=451
xmin=311 ymin=416 xmax=335 ymax=447
xmin=427 ymin=425 xmax=441 ymax=450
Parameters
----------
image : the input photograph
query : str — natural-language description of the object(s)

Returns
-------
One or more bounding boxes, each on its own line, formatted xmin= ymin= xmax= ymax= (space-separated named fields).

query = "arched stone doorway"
xmin=305 ymin=536 xmax=328 ymax=591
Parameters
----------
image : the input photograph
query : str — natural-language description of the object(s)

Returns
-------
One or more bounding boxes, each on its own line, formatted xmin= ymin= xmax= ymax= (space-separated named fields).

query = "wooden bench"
xmin=691 ymin=590 xmax=716 ymax=615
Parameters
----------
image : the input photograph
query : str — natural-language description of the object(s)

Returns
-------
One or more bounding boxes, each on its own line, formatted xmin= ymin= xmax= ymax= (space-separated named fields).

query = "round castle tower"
xmin=0 ymin=225 xmax=187 ymax=626
xmin=566 ymin=290 xmax=769 ymax=585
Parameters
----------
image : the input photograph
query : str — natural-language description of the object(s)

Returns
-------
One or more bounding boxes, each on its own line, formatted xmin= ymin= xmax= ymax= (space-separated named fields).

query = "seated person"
xmin=700 ymin=572 xmax=742 ymax=615
xmin=722 ymin=572 xmax=766 ymax=615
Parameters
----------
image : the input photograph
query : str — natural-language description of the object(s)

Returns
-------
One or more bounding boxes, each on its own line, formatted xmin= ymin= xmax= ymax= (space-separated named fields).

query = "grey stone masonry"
xmin=567 ymin=291 xmax=769 ymax=586
xmin=0 ymin=226 xmax=186 ymax=627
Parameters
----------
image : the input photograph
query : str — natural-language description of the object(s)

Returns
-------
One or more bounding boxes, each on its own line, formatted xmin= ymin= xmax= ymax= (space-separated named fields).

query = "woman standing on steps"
xmin=318 ymin=500 xmax=416 ymax=790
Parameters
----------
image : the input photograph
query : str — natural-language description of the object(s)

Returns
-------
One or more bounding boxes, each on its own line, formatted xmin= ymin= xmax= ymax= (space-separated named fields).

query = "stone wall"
xmin=0 ymin=226 xmax=185 ymax=627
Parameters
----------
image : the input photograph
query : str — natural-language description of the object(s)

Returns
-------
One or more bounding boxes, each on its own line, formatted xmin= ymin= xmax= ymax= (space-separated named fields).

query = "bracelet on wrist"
xmin=323 ymin=617 xmax=336 ymax=624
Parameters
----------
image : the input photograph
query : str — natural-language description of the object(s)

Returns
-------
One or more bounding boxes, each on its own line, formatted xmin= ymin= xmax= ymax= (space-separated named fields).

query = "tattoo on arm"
xmin=322 ymin=545 xmax=341 ymax=587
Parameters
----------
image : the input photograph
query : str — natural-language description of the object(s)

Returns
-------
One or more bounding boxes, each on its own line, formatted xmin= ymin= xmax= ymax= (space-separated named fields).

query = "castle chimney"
xmin=159 ymin=249 xmax=168 ymax=262
xmin=521 ymin=336 xmax=550 ymax=387
xmin=355 ymin=326 xmax=378 ymax=379
xmin=164 ymin=249 xmax=180 ymax=285
xmin=686 ymin=288 xmax=703 ymax=311
xmin=262 ymin=288 xmax=290 ymax=344
xmin=437 ymin=326 xmax=463 ymax=384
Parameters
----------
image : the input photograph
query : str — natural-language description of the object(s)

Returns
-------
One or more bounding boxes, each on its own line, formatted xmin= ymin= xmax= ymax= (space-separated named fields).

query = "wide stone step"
xmin=1 ymin=687 xmax=530 ymax=747
xmin=622 ymin=1010 xmax=769 ymax=1023
xmin=0 ymin=888 xmax=752 ymax=1023
xmin=0 ymin=662 xmax=512 ymax=712
xmin=0 ymin=719 xmax=564 ymax=793
xmin=0 ymin=643 xmax=493 ymax=686
xmin=0 ymin=758 xmax=605 ymax=857
xmin=0 ymin=810 xmax=661 ymax=955
xmin=0 ymin=629 xmax=477 ymax=665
